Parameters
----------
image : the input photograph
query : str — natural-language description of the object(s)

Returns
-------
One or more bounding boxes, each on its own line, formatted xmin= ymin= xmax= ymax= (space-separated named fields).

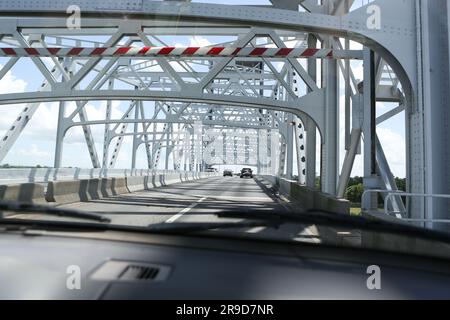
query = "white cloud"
xmin=169 ymin=61 xmax=188 ymax=73
xmin=0 ymin=64 xmax=30 ymax=134
xmin=189 ymin=36 xmax=212 ymax=47
xmin=24 ymin=102 xmax=59 ymax=140
xmin=351 ymin=61 xmax=363 ymax=83
xmin=16 ymin=144 xmax=51 ymax=159
xmin=0 ymin=65 xmax=27 ymax=94
xmin=170 ymin=36 xmax=213 ymax=73
xmin=4 ymin=143 xmax=53 ymax=166
xmin=0 ymin=66 xmax=29 ymax=139
xmin=377 ymin=127 xmax=406 ymax=178
xmin=337 ymin=89 xmax=406 ymax=179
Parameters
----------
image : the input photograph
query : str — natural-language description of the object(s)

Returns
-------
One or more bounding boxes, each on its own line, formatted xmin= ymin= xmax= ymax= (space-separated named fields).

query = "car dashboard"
xmin=0 ymin=229 xmax=450 ymax=300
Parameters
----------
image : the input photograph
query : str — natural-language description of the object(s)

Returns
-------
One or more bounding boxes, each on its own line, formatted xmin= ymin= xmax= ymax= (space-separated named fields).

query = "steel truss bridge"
xmin=0 ymin=0 xmax=449 ymax=230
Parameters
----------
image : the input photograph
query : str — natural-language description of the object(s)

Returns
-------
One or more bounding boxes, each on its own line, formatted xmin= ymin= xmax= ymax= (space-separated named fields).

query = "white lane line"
xmin=165 ymin=197 xmax=207 ymax=223
xmin=246 ymin=226 xmax=266 ymax=234
xmin=192 ymin=195 xmax=270 ymax=201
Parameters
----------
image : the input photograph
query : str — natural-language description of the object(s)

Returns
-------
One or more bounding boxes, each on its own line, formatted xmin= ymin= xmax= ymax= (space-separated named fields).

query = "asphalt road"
xmin=8 ymin=176 xmax=325 ymax=243
xmin=59 ymin=176 xmax=287 ymax=226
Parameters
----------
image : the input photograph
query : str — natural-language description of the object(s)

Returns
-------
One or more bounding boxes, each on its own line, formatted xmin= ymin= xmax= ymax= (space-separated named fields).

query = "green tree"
xmin=348 ymin=176 xmax=363 ymax=187
xmin=395 ymin=177 xmax=406 ymax=191
xmin=315 ymin=177 xmax=321 ymax=190
xmin=345 ymin=183 xmax=364 ymax=204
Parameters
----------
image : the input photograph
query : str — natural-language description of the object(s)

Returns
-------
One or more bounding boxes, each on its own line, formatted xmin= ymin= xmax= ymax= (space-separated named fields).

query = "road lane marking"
xmin=165 ymin=197 xmax=207 ymax=223
xmin=192 ymin=195 xmax=270 ymax=201
xmin=246 ymin=226 xmax=266 ymax=233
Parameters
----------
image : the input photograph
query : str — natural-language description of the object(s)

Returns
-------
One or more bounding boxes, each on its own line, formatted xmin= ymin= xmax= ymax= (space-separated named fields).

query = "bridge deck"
xmin=7 ymin=176 xmax=334 ymax=243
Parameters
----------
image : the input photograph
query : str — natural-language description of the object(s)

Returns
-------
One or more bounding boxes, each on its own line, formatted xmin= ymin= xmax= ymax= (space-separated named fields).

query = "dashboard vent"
xmin=90 ymin=260 xmax=171 ymax=282
xmin=119 ymin=265 xmax=159 ymax=281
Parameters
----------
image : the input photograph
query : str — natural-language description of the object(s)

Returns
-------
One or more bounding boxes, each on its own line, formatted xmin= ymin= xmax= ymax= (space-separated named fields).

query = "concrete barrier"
xmin=100 ymin=178 xmax=113 ymax=198
xmin=46 ymin=177 xmax=130 ymax=204
xmin=99 ymin=177 xmax=130 ymax=198
xmin=0 ymin=183 xmax=46 ymax=204
xmin=143 ymin=172 xmax=216 ymax=188
xmin=111 ymin=177 xmax=129 ymax=195
xmin=46 ymin=179 xmax=89 ymax=203
xmin=143 ymin=175 xmax=153 ymax=190
xmin=126 ymin=176 xmax=146 ymax=193
xmin=290 ymin=182 xmax=315 ymax=210
xmin=360 ymin=229 xmax=450 ymax=260
xmin=256 ymin=175 xmax=350 ymax=215
xmin=148 ymin=174 xmax=162 ymax=188
xmin=0 ymin=168 xmax=207 ymax=185
xmin=1 ymin=172 xmax=219 ymax=206
xmin=87 ymin=179 xmax=101 ymax=200
xmin=165 ymin=174 xmax=180 ymax=184
xmin=43 ymin=172 xmax=219 ymax=204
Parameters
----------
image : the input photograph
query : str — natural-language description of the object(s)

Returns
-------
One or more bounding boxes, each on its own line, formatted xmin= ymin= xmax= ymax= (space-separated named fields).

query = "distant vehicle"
xmin=223 ymin=170 xmax=233 ymax=177
xmin=240 ymin=168 xmax=253 ymax=178
xmin=205 ymin=168 xmax=217 ymax=173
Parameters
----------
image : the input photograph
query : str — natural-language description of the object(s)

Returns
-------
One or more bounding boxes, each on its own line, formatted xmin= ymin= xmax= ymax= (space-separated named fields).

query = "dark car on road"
xmin=240 ymin=168 xmax=253 ymax=178
xmin=223 ymin=170 xmax=233 ymax=177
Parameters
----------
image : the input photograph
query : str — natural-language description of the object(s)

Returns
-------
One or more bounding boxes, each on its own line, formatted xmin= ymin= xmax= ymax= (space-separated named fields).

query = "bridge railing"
xmin=256 ymin=175 xmax=350 ymax=215
xmin=0 ymin=168 xmax=206 ymax=185
xmin=361 ymin=190 xmax=450 ymax=226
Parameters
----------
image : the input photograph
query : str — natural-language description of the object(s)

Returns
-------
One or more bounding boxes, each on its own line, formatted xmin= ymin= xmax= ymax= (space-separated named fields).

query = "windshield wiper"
xmin=0 ymin=201 xmax=111 ymax=223
xmin=146 ymin=220 xmax=281 ymax=234
xmin=215 ymin=209 xmax=450 ymax=244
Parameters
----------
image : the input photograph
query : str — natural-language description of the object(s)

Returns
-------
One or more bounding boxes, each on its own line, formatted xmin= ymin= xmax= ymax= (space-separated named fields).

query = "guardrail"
xmin=361 ymin=189 xmax=405 ymax=218
xmin=362 ymin=189 xmax=450 ymax=225
xmin=0 ymin=168 xmax=205 ymax=185
xmin=385 ymin=193 xmax=450 ymax=225
xmin=0 ymin=171 xmax=219 ymax=206
xmin=256 ymin=175 xmax=350 ymax=214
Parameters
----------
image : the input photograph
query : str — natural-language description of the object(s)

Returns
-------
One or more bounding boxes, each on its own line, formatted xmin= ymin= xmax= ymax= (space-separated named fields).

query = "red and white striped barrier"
xmin=0 ymin=47 xmax=363 ymax=59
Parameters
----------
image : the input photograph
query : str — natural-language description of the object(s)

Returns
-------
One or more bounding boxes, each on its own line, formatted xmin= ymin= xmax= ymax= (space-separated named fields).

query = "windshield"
xmin=0 ymin=0 xmax=449 ymax=261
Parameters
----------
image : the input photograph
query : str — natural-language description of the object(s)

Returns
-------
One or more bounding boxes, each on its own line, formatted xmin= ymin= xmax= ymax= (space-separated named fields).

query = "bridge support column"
xmin=165 ymin=123 xmax=172 ymax=171
xmin=54 ymin=100 xmax=66 ymax=168
xmin=54 ymin=60 xmax=69 ymax=168
xmin=362 ymin=49 xmax=378 ymax=211
xmin=412 ymin=0 xmax=450 ymax=230
xmin=306 ymin=35 xmax=317 ymax=189
xmin=321 ymin=39 xmax=339 ymax=195
xmin=194 ymin=121 xmax=203 ymax=172
xmin=257 ymin=129 xmax=269 ymax=175
xmin=306 ymin=118 xmax=317 ymax=189
xmin=131 ymin=95 xmax=139 ymax=170
xmin=102 ymin=80 xmax=114 ymax=169
xmin=286 ymin=114 xmax=294 ymax=179
xmin=271 ymin=129 xmax=280 ymax=176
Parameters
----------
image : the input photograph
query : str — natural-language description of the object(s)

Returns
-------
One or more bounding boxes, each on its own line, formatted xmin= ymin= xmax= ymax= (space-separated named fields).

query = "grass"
xmin=349 ymin=205 xmax=385 ymax=216
xmin=350 ymin=207 xmax=362 ymax=216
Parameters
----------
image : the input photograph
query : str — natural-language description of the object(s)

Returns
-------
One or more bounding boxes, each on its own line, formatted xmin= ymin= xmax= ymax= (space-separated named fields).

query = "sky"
xmin=0 ymin=0 xmax=406 ymax=178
